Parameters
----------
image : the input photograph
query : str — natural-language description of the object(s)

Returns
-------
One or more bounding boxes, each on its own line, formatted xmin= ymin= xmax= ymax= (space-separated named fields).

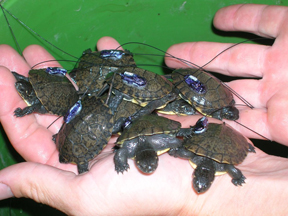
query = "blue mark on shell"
xmin=193 ymin=117 xmax=208 ymax=134
xmin=45 ymin=67 xmax=67 ymax=76
xmin=64 ymin=100 xmax=82 ymax=123
xmin=184 ymin=75 xmax=206 ymax=94
xmin=100 ymin=50 xmax=126 ymax=60
xmin=120 ymin=71 xmax=147 ymax=87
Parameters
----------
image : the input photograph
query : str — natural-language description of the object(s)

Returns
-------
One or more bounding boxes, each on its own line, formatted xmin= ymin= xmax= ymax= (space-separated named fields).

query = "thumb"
xmin=0 ymin=162 xmax=77 ymax=214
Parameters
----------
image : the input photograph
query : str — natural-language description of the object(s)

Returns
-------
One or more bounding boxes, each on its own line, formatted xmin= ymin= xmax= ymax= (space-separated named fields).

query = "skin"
xmin=0 ymin=4 xmax=288 ymax=215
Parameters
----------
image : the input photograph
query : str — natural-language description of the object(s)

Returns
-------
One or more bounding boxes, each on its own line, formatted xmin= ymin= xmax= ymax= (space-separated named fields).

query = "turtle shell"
xmin=54 ymin=96 xmax=114 ymax=172
xmin=70 ymin=49 xmax=136 ymax=95
xmin=29 ymin=69 xmax=79 ymax=116
xmin=106 ymin=67 xmax=174 ymax=106
xmin=172 ymin=68 xmax=235 ymax=117
xmin=184 ymin=122 xmax=251 ymax=165
xmin=117 ymin=114 xmax=181 ymax=145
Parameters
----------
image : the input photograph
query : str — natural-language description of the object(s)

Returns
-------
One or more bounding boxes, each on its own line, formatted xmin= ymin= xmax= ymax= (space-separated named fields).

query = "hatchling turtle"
xmin=13 ymin=68 xmax=79 ymax=117
xmin=169 ymin=117 xmax=255 ymax=193
xmin=169 ymin=68 xmax=239 ymax=120
xmin=53 ymin=96 xmax=115 ymax=174
xmin=113 ymin=114 xmax=194 ymax=174
xmin=105 ymin=67 xmax=177 ymax=122
xmin=69 ymin=49 xmax=136 ymax=96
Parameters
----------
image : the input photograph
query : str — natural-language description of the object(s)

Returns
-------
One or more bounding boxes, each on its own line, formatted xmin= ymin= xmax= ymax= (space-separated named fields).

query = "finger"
xmin=165 ymin=41 xmax=268 ymax=78
xmin=96 ymin=36 xmax=123 ymax=51
xmin=0 ymin=162 xmax=76 ymax=215
xmin=23 ymin=45 xmax=62 ymax=69
xmin=214 ymin=4 xmax=288 ymax=38
xmin=0 ymin=45 xmax=30 ymax=75
xmin=0 ymin=66 xmax=60 ymax=163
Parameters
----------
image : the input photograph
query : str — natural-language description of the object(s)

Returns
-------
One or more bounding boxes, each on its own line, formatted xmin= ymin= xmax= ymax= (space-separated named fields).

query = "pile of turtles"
xmin=12 ymin=48 xmax=255 ymax=194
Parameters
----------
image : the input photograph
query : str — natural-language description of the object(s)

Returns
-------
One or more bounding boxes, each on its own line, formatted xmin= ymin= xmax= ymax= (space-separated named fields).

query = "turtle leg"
xmin=135 ymin=138 xmax=158 ymax=174
xmin=77 ymin=162 xmax=89 ymax=174
xmin=14 ymin=103 xmax=47 ymax=117
xmin=113 ymin=145 xmax=130 ymax=174
xmin=224 ymin=164 xmax=246 ymax=186
xmin=128 ymin=92 xmax=177 ymax=123
xmin=168 ymin=146 xmax=196 ymax=160
xmin=107 ymin=89 xmax=124 ymax=113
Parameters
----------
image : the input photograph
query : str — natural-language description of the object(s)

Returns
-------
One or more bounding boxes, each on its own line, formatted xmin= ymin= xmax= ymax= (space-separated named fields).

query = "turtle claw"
xmin=115 ymin=163 xmax=130 ymax=174
xmin=168 ymin=148 xmax=179 ymax=158
xmin=14 ymin=107 xmax=25 ymax=117
xmin=232 ymin=175 xmax=246 ymax=186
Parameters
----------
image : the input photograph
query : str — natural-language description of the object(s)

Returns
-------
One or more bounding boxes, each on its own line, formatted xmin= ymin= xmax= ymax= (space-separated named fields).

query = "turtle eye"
xmin=120 ymin=71 xmax=147 ymax=87
xmin=45 ymin=67 xmax=67 ymax=76
xmin=184 ymin=75 xmax=206 ymax=94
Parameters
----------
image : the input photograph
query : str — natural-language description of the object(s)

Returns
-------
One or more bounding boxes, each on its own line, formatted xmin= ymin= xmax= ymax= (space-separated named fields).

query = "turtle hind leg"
xmin=225 ymin=164 xmax=246 ymax=186
xmin=248 ymin=144 xmax=256 ymax=153
xmin=77 ymin=162 xmax=89 ymax=174
xmin=113 ymin=146 xmax=130 ymax=174
xmin=135 ymin=140 xmax=158 ymax=174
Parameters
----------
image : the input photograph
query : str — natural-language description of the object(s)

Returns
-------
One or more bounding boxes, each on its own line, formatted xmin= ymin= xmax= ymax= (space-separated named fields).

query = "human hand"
xmin=165 ymin=4 xmax=288 ymax=146
xmin=0 ymin=4 xmax=288 ymax=216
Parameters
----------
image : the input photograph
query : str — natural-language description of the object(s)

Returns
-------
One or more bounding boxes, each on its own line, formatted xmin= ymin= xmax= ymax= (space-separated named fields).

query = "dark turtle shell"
xmin=106 ymin=67 xmax=174 ymax=106
xmin=117 ymin=114 xmax=181 ymax=145
xmin=184 ymin=122 xmax=251 ymax=165
xmin=70 ymin=49 xmax=136 ymax=96
xmin=54 ymin=96 xmax=114 ymax=173
xmin=29 ymin=69 xmax=79 ymax=116
xmin=172 ymin=68 xmax=236 ymax=118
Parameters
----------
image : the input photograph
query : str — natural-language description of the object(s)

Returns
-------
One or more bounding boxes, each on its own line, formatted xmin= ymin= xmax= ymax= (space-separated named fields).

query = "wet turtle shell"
xmin=117 ymin=114 xmax=181 ymax=145
xmin=14 ymin=69 xmax=79 ymax=117
xmin=184 ymin=122 xmax=251 ymax=165
xmin=106 ymin=67 xmax=175 ymax=107
xmin=171 ymin=68 xmax=238 ymax=120
xmin=70 ymin=49 xmax=136 ymax=96
xmin=53 ymin=96 xmax=114 ymax=174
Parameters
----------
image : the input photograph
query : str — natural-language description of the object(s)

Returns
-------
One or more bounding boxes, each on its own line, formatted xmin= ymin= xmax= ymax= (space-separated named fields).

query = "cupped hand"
xmin=165 ymin=4 xmax=288 ymax=145
xmin=0 ymin=4 xmax=288 ymax=216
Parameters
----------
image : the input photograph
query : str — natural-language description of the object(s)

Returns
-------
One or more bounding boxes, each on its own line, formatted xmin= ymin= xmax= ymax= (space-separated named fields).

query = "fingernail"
xmin=0 ymin=183 xmax=14 ymax=200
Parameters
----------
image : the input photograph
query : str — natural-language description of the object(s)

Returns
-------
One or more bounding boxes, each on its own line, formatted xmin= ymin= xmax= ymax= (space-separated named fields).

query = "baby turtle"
xmin=70 ymin=49 xmax=136 ymax=96
xmin=169 ymin=117 xmax=255 ymax=193
xmin=13 ymin=68 xmax=79 ymax=117
xmin=105 ymin=67 xmax=177 ymax=122
xmin=53 ymin=96 xmax=114 ymax=174
xmin=114 ymin=114 xmax=193 ymax=174
xmin=170 ymin=68 xmax=239 ymax=120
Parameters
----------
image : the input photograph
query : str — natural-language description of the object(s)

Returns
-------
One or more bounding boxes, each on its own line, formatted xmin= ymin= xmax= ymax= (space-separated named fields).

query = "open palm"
xmin=0 ymin=4 xmax=287 ymax=215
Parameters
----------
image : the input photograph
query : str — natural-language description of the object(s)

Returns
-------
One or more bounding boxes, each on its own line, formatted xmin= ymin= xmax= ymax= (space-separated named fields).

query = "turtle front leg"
xmin=168 ymin=146 xmax=195 ymax=160
xmin=224 ymin=164 xmax=246 ymax=186
xmin=14 ymin=103 xmax=47 ymax=117
xmin=113 ymin=146 xmax=130 ymax=174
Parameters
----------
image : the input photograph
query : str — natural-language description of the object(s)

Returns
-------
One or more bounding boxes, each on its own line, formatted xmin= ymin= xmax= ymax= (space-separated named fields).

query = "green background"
xmin=0 ymin=0 xmax=287 ymax=215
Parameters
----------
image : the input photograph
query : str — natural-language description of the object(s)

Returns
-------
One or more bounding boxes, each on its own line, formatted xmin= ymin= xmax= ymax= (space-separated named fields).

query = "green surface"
xmin=0 ymin=0 xmax=287 ymax=215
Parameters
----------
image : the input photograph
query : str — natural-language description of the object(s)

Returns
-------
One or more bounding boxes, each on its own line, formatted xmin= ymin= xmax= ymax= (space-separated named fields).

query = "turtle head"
xmin=192 ymin=159 xmax=215 ymax=194
xmin=15 ymin=81 xmax=37 ymax=106
xmin=135 ymin=147 xmax=159 ymax=174
xmin=221 ymin=106 xmax=239 ymax=120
